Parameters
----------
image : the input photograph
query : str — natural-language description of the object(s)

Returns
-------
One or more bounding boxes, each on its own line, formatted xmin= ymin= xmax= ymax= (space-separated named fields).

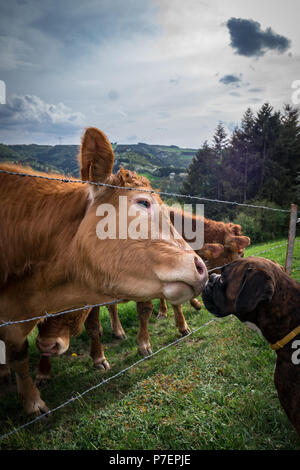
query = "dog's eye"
xmin=137 ymin=199 xmax=151 ymax=208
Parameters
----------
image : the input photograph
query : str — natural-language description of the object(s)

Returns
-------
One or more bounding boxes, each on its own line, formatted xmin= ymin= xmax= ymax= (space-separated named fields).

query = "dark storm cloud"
xmin=219 ymin=74 xmax=242 ymax=85
xmin=226 ymin=17 xmax=291 ymax=57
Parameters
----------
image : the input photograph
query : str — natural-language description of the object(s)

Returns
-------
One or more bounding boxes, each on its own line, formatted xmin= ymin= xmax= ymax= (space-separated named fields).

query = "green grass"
xmin=0 ymin=238 xmax=300 ymax=449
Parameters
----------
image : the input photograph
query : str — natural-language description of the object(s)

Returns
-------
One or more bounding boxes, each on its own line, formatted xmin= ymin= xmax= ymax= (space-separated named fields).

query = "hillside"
xmin=0 ymin=142 xmax=197 ymax=193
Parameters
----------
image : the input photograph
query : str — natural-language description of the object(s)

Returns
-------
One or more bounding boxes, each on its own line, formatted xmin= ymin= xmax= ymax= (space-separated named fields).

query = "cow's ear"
xmin=226 ymin=235 xmax=251 ymax=252
xmin=235 ymin=269 xmax=274 ymax=314
xmin=79 ymin=127 xmax=114 ymax=183
xmin=236 ymin=236 xmax=251 ymax=249
xmin=202 ymin=243 xmax=224 ymax=259
xmin=228 ymin=223 xmax=242 ymax=235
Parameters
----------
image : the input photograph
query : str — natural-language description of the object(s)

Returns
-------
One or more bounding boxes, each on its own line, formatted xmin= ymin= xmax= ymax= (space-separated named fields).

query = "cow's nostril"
xmin=194 ymin=257 xmax=204 ymax=275
xmin=37 ymin=339 xmax=57 ymax=351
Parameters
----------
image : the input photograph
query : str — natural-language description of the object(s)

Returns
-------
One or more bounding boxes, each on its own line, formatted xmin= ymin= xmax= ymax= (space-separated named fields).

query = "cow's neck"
xmin=25 ymin=276 xmax=116 ymax=319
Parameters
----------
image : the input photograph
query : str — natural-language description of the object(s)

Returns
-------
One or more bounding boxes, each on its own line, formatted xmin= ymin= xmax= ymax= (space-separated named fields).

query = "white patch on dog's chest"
xmin=244 ymin=321 xmax=263 ymax=336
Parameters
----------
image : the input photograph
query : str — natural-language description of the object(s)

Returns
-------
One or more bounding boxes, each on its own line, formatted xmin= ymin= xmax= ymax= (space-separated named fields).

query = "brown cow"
xmin=35 ymin=304 xmax=125 ymax=385
xmin=0 ymin=127 xmax=207 ymax=416
xmin=36 ymin=307 xmax=103 ymax=385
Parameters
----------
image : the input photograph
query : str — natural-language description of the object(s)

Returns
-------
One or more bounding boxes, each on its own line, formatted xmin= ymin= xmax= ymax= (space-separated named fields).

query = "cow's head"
xmin=197 ymin=233 xmax=251 ymax=274
xmin=224 ymin=224 xmax=250 ymax=259
xmin=73 ymin=127 xmax=207 ymax=306
xmin=36 ymin=309 xmax=90 ymax=356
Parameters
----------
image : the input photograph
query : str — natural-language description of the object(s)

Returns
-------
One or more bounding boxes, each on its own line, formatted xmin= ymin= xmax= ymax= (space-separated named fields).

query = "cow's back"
xmin=168 ymin=206 xmax=242 ymax=244
xmin=0 ymin=164 xmax=89 ymax=287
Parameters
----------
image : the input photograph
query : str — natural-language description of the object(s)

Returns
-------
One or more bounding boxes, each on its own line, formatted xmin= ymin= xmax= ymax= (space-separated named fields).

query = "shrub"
xmin=233 ymin=199 xmax=290 ymax=243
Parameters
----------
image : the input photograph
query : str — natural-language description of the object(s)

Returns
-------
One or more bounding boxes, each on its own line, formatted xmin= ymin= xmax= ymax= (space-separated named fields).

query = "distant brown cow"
xmin=0 ymin=127 xmax=207 ymax=416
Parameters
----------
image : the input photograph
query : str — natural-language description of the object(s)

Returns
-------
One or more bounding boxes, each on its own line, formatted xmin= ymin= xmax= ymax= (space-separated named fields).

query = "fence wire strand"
xmin=0 ymin=299 xmax=123 ymax=329
xmin=0 ymin=169 xmax=291 ymax=213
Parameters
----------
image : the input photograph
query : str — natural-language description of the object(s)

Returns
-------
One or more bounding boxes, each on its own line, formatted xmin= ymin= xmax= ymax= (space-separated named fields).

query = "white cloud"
xmin=0 ymin=94 xmax=85 ymax=139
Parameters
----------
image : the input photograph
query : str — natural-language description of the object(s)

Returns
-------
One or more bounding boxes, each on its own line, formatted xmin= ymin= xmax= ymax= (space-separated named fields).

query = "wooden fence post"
xmin=285 ymin=204 xmax=298 ymax=275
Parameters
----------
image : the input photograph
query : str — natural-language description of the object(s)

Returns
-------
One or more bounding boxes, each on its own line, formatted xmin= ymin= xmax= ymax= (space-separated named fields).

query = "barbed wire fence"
xmin=0 ymin=168 xmax=298 ymax=442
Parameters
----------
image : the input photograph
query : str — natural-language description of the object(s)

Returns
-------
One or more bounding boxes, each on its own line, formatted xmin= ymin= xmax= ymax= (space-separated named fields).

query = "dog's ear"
xmin=235 ymin=268 xmax=275 ymax=314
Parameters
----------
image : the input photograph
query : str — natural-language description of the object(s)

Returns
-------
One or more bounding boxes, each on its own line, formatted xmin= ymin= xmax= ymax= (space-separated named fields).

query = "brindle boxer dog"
xmin=202 ymin=257 xmax=300 ymax=438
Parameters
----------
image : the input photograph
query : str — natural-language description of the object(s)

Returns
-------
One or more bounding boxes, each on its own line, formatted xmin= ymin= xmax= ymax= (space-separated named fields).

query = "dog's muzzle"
xmin=202 ymin=274 xmax=224 ymax=317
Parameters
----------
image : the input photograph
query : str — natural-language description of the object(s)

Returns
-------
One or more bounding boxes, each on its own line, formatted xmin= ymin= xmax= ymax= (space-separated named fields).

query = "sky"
xmin=0 ymin=0 xmax=299 ymax=147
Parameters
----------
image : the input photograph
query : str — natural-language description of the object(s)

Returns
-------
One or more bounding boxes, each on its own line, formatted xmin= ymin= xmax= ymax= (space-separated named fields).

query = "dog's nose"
xmin=209 ymin=273 xmax=220 ymax=284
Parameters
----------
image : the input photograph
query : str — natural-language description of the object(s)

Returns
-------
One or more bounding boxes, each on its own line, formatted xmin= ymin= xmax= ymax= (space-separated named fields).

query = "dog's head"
xmin=202 ymin=257 xmax=282 ymax=323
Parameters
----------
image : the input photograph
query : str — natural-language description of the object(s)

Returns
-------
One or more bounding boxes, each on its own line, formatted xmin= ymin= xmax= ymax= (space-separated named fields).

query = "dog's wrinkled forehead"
xmin=221 ymin=258 xmax=249 ymax=279
xmin=222 ymin=256 xmax=281 ymax=286
xmin=220 ymin=259 xmax=259 ymax=299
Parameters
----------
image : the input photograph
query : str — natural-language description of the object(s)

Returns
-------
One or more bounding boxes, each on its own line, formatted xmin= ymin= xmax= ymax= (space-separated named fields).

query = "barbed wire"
xmin=0 ymin=317 xmax=219 ymax=442
xmin=247 ymin=243 xmax=288 ymax=257
xmin=0 ymin=299 xmax=123 ymax=329
xmin=0 ymin=169 xmax=291 ymax=213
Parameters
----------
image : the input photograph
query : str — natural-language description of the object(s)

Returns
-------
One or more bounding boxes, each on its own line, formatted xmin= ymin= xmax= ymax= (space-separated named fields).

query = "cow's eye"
xmin=137 ymin=199 xmax=151 ymax=208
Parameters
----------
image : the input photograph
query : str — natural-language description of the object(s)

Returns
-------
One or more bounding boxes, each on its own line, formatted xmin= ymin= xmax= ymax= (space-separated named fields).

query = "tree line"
xmin=180 ymin=103 xmax=300 ymax=241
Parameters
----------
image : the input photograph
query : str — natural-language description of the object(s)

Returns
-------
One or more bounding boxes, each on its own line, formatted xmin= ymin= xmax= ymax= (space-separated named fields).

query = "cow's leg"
xmin=84 ymin=307 xmax=110 ymax=371
xmin=36 ymin=355 xmax=52 ymax=386
xmin=137 ymin=301 xmax=153 ymax=356
xmin=171 ymin=304 xmax=191 ymax=336
xmin=98 ymin=317 xmax=104 ymax=337
xmin=189 ymin=298 xmax=202 ymax=310
xmin=157 ymin=298 xmax=168 ymax=320
xmin=7 ymin=339 xmax=48 ymax=416
xmin=0 ymin=363 xmax=11 ymax=386
xmin=107 ymin=304 xmax=126 ymax=339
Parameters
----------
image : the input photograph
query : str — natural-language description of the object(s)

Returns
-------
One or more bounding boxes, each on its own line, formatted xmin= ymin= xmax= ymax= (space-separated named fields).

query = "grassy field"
xmin=0 ymin=238 xmax=300 ymax=450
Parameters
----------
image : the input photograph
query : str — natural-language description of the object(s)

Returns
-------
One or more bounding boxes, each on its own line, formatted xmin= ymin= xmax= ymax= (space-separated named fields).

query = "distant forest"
xmin=180 ymin=103 xmax=300 ymax=242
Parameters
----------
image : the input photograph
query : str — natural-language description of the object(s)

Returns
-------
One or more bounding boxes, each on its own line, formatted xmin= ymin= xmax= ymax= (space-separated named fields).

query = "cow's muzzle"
xmin=36 ymin=336 xmax=69 ymax=356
